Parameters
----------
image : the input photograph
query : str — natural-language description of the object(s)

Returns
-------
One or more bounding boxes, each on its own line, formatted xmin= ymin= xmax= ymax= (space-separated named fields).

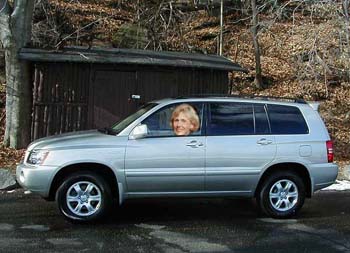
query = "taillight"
xmin=326 ymin=140 xmax=334 ymax=163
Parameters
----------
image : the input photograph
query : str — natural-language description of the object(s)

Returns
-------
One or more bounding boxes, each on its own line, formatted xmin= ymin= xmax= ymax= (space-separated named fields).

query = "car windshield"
xmin=111 ymin=103 xmax=158 ymax=134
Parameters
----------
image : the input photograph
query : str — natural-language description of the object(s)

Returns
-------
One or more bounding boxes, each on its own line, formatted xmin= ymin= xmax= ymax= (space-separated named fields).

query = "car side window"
xmin=142 ymin=103 xmax=204 ymax=137
xmin=267 ymin=104 xmax=309 ymax=134
xmin=208 ymin=102 xmax=254 ymax=135
xmin=254 ymin=104 xmax=270 ymax=134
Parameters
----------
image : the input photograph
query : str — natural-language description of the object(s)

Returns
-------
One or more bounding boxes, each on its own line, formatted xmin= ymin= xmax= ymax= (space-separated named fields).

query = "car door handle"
xmin=257 ymin=138 xmax=273 ymax=145
xmin=186 ymin=140 xmax=204 ymax=148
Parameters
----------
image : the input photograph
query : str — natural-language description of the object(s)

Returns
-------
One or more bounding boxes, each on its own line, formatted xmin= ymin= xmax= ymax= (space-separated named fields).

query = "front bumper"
xmin=16 ymin=163 xmax=57 ymax=198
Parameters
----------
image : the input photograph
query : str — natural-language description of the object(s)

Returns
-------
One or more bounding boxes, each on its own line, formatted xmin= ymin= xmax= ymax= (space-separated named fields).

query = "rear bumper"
xmin=309 ymin=163 xmax=338 ymax=192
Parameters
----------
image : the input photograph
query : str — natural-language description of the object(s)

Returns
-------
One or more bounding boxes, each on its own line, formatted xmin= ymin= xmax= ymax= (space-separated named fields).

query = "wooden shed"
xmin=19 ymin=47 xmax=246 ymax=140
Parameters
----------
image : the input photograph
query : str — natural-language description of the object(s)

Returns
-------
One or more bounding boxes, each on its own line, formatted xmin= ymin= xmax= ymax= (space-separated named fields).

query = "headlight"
xmin=27 ymin=150 xmax=49 ymax=165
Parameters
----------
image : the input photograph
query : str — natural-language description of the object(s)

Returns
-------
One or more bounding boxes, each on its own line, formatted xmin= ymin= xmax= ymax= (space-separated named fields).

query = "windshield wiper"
xmin=98 ymin=127 xmax=118 ymax=135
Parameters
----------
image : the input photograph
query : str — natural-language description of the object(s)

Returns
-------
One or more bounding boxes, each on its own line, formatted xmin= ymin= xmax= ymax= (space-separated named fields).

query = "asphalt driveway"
xmin=0 ymin=189 xmax=349 ymax=253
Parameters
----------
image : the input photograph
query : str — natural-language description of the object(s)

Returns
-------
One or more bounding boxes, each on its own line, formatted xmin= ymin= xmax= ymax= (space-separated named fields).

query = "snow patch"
xmin=136 ymin=223 xmax=166 ymax=230
xmin=20 ymin=225 xmax=50 ymax=232
xmin=46 ymin=238 xmax=83 ymax=246
xmin=136 ymin=223 xmax=231 ymax=252
xmin=258 ymin=218 xmax=298 ymax=224
xmin=0 ymin=223 xmax=14 ymax=231
xmin=322 ymin=180 xmax=350 ymax=191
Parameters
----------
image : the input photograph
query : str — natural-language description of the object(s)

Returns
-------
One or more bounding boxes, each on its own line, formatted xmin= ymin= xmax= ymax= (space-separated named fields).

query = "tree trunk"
xmin=4 ymin=47 xmax=32 ymax=148
xmin=250 ymin=0 xmax=264 ymax=89
xmin=0 ymin=0 xmax=35 ymax=148
xmin=219 ymin=0 xmax=223 ymax=56
xmin=342 ymin=0 xmax=350 ymax=81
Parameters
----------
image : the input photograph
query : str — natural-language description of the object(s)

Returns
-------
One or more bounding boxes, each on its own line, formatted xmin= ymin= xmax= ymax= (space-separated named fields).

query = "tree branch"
xmin=0 ymin=0 xmax=12 ymax=16
xmin=172 ymin=0 xmax=236 ymax=11
xmin=54 ymin=18 xmax=104 ymax=49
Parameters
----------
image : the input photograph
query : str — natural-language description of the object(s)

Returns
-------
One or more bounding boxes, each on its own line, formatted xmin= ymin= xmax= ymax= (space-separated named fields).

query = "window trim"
xmin=252 ymin=104 xmax=256 ymax=134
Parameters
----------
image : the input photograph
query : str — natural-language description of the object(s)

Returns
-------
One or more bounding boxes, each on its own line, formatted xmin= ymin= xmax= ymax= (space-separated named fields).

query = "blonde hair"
xmin=171 ymin=104 xmax=200 ymax=133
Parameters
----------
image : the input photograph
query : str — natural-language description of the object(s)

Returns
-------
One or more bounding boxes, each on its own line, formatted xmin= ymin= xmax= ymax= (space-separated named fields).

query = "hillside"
xmin=0 ymin=1 xmax=349 ymax=177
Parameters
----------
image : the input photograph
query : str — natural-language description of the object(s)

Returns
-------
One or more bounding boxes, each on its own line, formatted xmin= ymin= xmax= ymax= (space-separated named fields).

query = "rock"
xmin=344 ymin=165 xmax=350 ymax=180
xmin=0 ymin=169 xmax=18 ymax=190
xmin=345 ymin=112 xmax=350 ymax=120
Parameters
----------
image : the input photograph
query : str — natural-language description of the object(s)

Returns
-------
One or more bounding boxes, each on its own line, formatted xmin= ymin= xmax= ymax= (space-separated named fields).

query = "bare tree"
xmin=250 ymin=0 xmax=264 ymax=89
xmin=135 ymin=1 xmax=193 ymax=51
xmin=0 ymin=0 xmax=35 ymax=148
xmin=342 ymin=0 xmax=350 ymax=81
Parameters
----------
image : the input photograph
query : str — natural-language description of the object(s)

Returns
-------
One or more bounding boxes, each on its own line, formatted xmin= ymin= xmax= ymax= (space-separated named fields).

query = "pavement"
xmin=0 ymin=169 xmax=17 ymax=190
xmin=0 ymin=189 xmax=350 ymax=253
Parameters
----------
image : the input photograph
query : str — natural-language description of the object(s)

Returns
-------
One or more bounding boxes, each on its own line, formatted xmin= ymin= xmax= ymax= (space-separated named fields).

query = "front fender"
xmin=46 ymin=148 xmax=126 ymax=202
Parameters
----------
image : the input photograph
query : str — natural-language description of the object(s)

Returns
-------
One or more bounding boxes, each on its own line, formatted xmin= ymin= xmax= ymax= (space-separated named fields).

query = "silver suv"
xmin=16 ymin=96 xmax=338 ymax=222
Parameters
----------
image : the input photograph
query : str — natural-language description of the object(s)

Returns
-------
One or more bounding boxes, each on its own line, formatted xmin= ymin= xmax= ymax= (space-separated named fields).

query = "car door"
xmin=205 ymin=102 xmax=276 ymax=193
xmin=124 ymin=102 xmax=205 ymax=194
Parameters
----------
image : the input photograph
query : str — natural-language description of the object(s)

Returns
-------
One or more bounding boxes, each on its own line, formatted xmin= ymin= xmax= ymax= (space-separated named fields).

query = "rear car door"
xmin=205 ymin=102 xmax=276 ymax=193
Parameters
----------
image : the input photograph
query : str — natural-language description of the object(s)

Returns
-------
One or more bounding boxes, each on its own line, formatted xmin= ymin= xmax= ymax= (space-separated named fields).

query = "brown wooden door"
xmin=92 ymin=70 xmax=138 ymax=128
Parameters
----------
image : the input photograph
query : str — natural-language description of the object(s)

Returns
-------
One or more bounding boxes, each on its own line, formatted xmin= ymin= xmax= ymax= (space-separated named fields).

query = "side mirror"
xmin=129 ymin=124 xmax=148 ymax=140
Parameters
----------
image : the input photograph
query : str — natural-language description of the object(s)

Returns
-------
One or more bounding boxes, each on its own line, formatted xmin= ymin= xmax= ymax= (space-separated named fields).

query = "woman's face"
xmin=173 ymin=112 xmax=194 ymax=136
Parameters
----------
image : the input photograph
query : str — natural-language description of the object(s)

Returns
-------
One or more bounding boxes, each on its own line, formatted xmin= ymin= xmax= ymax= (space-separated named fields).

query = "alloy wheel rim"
xmin=66 ymin=181 xmax=102 ymax=217
xmin=269 ymin=179 xmax=298 ymax=212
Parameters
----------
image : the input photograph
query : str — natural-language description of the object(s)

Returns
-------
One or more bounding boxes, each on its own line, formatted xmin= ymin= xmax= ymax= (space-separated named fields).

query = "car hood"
xmin=27 ymin=130 xmax=126 ymax=151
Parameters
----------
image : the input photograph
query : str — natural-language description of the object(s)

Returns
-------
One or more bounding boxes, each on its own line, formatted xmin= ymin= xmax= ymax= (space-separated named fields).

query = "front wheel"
xmin=56 ymin=172 xmax=112 ymax=222
xmin=257 ymin=171 xmax=306 ymax=218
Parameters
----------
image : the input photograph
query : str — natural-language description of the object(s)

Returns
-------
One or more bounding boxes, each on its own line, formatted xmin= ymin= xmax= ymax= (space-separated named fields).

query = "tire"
xmin=257 ymin=171 xmax=305 ymax=219
xmin=56 ymin=172 xmax=112 ymax=222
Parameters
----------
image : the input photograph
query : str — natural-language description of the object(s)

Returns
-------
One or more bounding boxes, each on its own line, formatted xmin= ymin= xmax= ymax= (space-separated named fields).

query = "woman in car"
xmin=171 ymin=104 xmax=200 ymax=136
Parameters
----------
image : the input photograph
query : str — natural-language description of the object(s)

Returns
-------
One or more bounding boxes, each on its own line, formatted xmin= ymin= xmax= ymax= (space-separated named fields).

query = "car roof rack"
xmin=175 ymin=94 xmax=307 ymax=104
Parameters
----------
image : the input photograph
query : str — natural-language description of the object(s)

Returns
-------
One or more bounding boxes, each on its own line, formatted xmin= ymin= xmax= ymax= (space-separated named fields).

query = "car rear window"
xmin=267 ymin=104 xmax=309 ymax=134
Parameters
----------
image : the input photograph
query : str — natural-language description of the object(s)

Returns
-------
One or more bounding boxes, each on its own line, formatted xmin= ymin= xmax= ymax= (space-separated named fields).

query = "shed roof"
xmin=19 ymin=47 xmax=247 ymax=73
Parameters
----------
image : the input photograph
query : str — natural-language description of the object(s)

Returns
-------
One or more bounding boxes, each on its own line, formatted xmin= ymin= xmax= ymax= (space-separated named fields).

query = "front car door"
xmin=205 ymin=102 xmax=276 ymax=195
xmin=124 ymin=102 xmax=205 ymax=196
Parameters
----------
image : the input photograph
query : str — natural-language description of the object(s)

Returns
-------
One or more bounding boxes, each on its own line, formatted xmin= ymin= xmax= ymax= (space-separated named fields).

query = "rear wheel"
xmin=56 ymin=172 xmax=112 ymax=222
xmin=257 ymin=171 xmax=305 ymax=218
